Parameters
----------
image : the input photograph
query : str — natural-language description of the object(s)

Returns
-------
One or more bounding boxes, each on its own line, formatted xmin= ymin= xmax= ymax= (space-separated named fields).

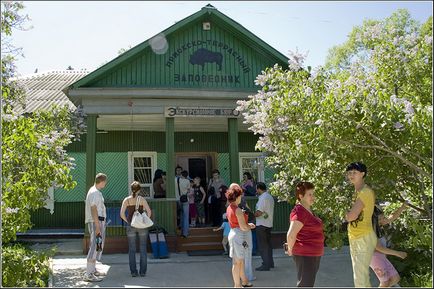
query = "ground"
xmin=50 ymin=244 xmax=380 ymax=287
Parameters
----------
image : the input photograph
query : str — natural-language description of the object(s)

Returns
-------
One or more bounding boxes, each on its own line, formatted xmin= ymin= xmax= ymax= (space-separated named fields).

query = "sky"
xmin=11 ymin=1 xmax=433 ymax=77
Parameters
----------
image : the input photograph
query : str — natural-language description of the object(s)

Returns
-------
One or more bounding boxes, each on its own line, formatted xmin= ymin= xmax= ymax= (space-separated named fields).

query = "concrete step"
xmin=19 ymin=238 xmax=84 ymax=256
xmin=186 ymin=227 xmax=220 ymax=236
xmin=177 ymin=234 xmax=222 ymax=244
xmin=178 ymin=241 xmax=224 ymax=251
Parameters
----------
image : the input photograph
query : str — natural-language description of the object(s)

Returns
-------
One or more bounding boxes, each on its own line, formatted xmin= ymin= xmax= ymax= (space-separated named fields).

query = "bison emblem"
xmin=189 ymin=48 xmax=223 ymax=71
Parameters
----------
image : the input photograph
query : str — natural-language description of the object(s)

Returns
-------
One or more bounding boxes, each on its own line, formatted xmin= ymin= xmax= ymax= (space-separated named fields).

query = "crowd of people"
xmin=83 ymin=161 xmax=409 ymax=288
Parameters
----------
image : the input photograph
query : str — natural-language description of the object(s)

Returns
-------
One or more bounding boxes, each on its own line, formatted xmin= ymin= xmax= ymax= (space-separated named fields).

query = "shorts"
xmin=195 ymin=202 xmax=205 ymax=218
xmin=370 ymin=251 xmax=399 ymax=282
xmin=189 ymin=203 xmax=197 ymax=218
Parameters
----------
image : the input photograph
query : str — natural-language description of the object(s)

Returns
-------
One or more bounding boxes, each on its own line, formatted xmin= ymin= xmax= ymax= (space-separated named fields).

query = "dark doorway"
xmin=188 ymin=158 xmax=207 ymax=188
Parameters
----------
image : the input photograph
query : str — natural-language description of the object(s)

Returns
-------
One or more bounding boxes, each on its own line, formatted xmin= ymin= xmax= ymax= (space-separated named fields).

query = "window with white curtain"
xmin=128 ymin=152 xmax=157 ymax=198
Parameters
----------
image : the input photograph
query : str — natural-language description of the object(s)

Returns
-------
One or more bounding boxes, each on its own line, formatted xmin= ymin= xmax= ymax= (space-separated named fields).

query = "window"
xmin=128 ymin=152 xmax=157 ymax=198
xmin=239 ymin=153 xmax=265 ymax=183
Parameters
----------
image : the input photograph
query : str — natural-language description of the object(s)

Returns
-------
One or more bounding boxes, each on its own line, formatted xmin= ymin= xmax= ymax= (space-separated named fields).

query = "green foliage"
xmin=237 ymin=9 xmax=432 ymax=286
xmin=1 ymin=1 xmax=86 ymax=244
xmin=1 ymin=243 xmax=55 ymax=287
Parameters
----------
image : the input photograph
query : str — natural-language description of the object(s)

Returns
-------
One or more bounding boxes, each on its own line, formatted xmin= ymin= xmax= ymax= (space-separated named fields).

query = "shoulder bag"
xmin=131 ymin=196 xmax=154 ymax=229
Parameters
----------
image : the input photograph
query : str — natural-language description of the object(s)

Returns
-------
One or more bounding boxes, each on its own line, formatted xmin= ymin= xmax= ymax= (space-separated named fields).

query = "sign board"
xmin=165 ymin=107 xmax=240 ymax=117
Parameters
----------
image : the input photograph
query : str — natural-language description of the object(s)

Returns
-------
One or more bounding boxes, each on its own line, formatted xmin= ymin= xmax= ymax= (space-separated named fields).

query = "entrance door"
xmin=188 ymin=158 xmax=207 ymax=188
xmin=175 ymin=153 xmax=215 ymax=187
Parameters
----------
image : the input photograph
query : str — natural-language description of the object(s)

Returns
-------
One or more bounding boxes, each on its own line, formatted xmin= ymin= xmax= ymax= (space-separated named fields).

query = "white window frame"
xmin=128 ymin=151 xmax=157 ymax=198
xmin=239 ymin=152 xmax=265 ymax=183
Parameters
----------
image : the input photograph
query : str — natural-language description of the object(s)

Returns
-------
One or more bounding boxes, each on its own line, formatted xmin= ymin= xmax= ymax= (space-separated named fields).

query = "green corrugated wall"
xmin=245 ymin=197 xmax=291 ymax=232
xmin=54 ymin=153 xmax=86 ymax=202
xmin=217 ymin=153 xmax=231 ymax=185
xmin=96 ymin=152 xmax=129 ymax=201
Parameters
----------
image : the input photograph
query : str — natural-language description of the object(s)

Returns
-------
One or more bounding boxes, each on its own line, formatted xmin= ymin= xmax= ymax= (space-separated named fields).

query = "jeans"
xmin=181 ymin=201 xmax=190 ymax=236
xmin=256 ymin=225 xmax=274 ymax=269
xmin=126 ymin=225 xmax=149 ymax=275
xmin=243 ymin=230 xmax=254 ymax=281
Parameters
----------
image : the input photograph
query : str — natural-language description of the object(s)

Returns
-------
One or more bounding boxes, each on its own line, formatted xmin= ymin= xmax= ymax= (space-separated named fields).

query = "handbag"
xmin=131 ymin=196 xmax=154 ymax=229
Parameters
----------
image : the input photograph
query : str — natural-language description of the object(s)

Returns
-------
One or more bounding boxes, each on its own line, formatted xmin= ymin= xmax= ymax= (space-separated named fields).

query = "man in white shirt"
xmin=175 ymin=170 xmax=191 ymax=237
xmin=254 ymin=182 xmax=275 ymax=271
xmin=84 ymin=173 xmax=107 ymax=282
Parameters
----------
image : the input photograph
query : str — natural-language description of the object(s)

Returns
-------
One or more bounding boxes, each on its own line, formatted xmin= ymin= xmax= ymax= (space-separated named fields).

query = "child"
xmin=213 ymin=213 xmax=231 ymax=255
xmin=187 ymin=180 xmax=197 ymax=227
xmin=370 ymin=201 xmax=409 ymax=287
xmin=193 ymin=177 xmax=206 ymax=227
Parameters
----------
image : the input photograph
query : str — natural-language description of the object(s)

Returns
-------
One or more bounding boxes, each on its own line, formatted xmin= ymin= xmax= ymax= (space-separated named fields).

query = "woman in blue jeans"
xmin=120 ymin=181 xmax=152 ymax=277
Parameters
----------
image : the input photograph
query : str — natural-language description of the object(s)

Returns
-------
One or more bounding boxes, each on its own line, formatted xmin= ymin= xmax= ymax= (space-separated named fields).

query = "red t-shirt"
xmin=290 ymin=204 xmax=324 ymax=256
xmin=227 ymin=203 xmax=248 ymax=229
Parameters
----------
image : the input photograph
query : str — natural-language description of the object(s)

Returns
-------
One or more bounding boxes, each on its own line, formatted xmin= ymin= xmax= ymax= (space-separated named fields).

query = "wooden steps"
xmin=176 ymin=227 xmax=224 ymax=252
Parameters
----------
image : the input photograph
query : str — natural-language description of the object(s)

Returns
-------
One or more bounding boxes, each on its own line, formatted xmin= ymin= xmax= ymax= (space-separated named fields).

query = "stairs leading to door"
xmin=176 ymin=227 xmax=224 ymax=252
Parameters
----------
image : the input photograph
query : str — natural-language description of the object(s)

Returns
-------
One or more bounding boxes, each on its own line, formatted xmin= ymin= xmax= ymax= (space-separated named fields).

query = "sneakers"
xmin=93 ymin=269 xmax=106 ymax=277
xmin=84 ymin=273 xmax=102 ymax=282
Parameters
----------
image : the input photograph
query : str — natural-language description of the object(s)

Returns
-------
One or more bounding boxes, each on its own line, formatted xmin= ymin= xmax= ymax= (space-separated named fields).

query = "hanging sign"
xmin=165 ymin=106 xmax=240 ymax=117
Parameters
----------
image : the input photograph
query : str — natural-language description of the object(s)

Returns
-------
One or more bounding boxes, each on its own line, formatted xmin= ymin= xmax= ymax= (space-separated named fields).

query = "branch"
xmin=396 ymin=195 xmax=430 ymax=217
xmin=336 ymin=139 xmax=432 ymax=181
xmin=388 ymin=138 xmax=432 ymax=168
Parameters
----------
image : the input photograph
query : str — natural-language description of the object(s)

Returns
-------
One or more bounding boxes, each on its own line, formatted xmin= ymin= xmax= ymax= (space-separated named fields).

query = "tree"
xmin=237 ymin=9 xmax=432 ymax=286
xmin=1 ymin=2 xmax=86 ymax=286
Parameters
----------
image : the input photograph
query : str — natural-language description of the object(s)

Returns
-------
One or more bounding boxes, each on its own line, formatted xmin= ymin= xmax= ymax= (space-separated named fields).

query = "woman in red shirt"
xmin=286 ymin=181 xmax=324 ymax=287
xmin=226 ymin=183 xmax=256 ymax=288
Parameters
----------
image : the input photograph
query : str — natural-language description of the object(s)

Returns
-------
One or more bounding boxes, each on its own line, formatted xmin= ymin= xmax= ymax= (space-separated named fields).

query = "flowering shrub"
xmin=1 ymin=1 xmax=86 ymax=286
xmin=237 ymin=9 xmax=432 ymax=285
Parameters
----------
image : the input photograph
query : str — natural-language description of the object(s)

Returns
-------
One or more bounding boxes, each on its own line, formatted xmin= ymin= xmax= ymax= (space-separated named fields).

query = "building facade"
xmin=30 ymin=4 xmax=292 ymax=252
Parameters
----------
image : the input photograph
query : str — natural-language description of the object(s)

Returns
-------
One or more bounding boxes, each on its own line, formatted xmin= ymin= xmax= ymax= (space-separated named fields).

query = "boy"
xmin=213 ymin=213 xmax=231 ymax=255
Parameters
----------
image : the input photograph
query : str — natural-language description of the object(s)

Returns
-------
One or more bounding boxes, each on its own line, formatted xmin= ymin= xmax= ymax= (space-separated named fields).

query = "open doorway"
xmin=176 ymin=153 xmax=216 ymax=226
xmin=175 ymin=153 xmax=215 ymax=188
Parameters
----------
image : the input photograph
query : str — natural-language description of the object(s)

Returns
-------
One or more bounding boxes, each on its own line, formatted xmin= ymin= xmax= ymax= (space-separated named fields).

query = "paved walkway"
xmin=51 ymin=246 xmax=379 ymax=287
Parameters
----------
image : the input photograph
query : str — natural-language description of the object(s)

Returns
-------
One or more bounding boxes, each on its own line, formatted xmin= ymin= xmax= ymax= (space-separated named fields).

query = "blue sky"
xmin=12 ymin=1 xmax=432 ymax=76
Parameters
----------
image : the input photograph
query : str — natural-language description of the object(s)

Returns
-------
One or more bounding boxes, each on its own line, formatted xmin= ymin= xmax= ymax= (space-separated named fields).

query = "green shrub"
xmin=1 ymin=243 xmax=54 ymax=287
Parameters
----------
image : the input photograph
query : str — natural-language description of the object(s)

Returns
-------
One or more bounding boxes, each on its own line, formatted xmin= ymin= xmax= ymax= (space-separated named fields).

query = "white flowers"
xmin=5 ymin=207 xmax=19 ymax=214
xmin=394 ymin=122 xmax=404 ymax=130
xmin=305 ymin=87 xmax=313 ymax=97
xmin=364 ymin=23 xmax=383 ymax=40
xmin=314 ymin=119 xmax=323 ymax=126
xmin=254 ymin=73 xmax=268 ymax=86
xmin=295 ymin=139 xmax=301 ymax=148
xmin=424 ymin=35 xmax=432 ymax=45
xmin=288 ymin=48 xmax=309 ymax=72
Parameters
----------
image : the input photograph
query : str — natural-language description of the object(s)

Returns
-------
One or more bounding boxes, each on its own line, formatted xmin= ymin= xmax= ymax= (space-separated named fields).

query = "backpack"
xmin=372 ymin=205 xmax=384 ymax=238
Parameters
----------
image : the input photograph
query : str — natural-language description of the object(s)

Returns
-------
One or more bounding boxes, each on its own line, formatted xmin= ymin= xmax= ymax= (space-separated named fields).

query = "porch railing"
xmin=30 ymin=198 xmax=290 ymax=236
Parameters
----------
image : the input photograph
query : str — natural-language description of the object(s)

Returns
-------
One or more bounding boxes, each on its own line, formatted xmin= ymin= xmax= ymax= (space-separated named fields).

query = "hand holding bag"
xmin=131 ymin=196 xmax=154 ymax=229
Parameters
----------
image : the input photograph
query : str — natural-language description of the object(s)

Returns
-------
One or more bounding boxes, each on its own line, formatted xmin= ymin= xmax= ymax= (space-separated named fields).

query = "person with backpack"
xmin=370 ymin=201 xmax=409 ymax=287
xmin=344 ymin=162 xmax=377 ymax=287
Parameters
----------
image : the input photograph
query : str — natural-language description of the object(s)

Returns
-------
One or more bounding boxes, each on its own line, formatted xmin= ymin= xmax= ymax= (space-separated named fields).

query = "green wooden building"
xmin=29 ymin=4 xmax=292 ymax=253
